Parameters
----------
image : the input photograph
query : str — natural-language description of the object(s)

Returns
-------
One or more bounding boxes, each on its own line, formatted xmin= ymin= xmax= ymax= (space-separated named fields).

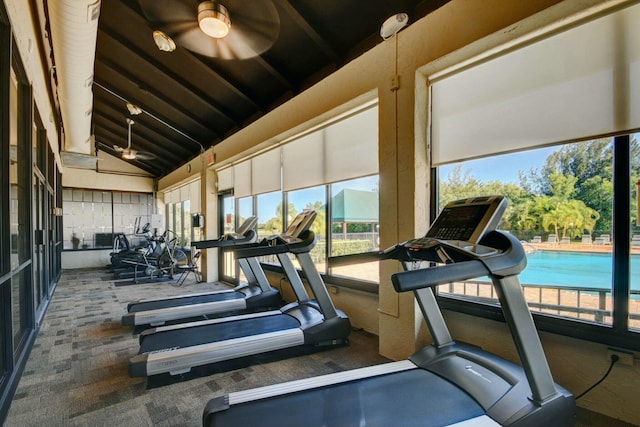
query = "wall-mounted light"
xmin=380 ymin=13 xmax=408 ymax=40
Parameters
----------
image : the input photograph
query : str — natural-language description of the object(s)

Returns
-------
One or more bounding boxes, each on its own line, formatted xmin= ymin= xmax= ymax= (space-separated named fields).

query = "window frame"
xmin=433 ymin=135 xmax=640 ymax=351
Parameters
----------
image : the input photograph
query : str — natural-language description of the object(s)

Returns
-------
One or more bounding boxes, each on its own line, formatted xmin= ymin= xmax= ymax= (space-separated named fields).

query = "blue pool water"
xmin=518 ymin=250 xmax=640 ymax=291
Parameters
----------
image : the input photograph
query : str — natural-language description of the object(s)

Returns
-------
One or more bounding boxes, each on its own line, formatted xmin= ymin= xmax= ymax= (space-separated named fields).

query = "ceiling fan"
xmin=138 ymin=0 xmax=280 ymax=60
xmin=113 ymin=118 xmax=156 ymax=161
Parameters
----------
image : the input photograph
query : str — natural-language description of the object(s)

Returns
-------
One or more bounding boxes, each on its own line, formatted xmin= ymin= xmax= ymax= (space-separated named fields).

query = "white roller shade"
xmin=282 ymin=132 xmax=325 ymax=191
xmin=234 ymin=160 xmax=252 ymax=198
xmin=217 ymin=167 xmax=234 ymax=191
xmin=179 ymin=184 xmax=190 ymax=202
xmin=325 ymin=106 xmax=378 ymax=182
xmin=164 ymin=189 xmax=177 ymax=204
xmin=251 ymin=148 xmax=281 ymax=195
xmin=431 ymin=3 xmax=640 ymax=165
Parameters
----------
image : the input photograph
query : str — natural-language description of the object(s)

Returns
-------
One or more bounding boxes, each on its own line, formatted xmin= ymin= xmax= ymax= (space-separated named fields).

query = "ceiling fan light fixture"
xmin=198 ymin=1 xmax=231 ymax=38
xmin=122 ymin=149 xmax=136 ymax=160
xmin=126 ymin=102 xmax=143 ymax=115
xmin=152 ymin=30 xmax=176 ymax=52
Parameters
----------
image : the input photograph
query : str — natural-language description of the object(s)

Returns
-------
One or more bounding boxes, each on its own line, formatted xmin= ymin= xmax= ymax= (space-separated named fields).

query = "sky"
xmin=439 ymin=146 xmax=558 ymax=184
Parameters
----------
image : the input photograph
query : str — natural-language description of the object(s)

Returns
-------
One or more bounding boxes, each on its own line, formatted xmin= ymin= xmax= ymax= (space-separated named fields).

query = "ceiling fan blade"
xmin=138 ymin=0 xmax=280 ymax=59
xmin=134 ymin=152 xmax=157 ymax=161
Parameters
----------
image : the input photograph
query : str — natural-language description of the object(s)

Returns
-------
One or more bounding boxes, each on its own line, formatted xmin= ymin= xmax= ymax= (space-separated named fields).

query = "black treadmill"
xmin=202 ymin=196 xmax=575 ymax=427
xmin=121 ymin=216 xmax=282 ymax=328
xmin=129 ymin=209 xmax=351 ymax=379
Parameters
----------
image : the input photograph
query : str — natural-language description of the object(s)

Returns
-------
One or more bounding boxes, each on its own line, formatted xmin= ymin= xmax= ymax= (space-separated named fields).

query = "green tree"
xmin=535 ymin=140 xmax=613 ymax=234
xmin=263 ymin=202 xmax=296 ymax=234
xmin=303 ymin=201 xmax=326 ymax=237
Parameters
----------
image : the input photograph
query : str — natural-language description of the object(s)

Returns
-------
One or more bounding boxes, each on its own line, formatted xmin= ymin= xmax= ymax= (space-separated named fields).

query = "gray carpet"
xmin=5 ymin=268 xmax=637 ymax=426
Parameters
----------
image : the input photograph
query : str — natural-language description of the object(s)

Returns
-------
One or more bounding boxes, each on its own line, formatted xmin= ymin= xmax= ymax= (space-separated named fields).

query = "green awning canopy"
xmin=331 ymin=189 xmax=379 ymax=223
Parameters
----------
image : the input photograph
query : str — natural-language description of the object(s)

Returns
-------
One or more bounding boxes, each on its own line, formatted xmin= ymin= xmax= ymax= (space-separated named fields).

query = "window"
xmin=257 ymin=191 xmax=283 ymax=266
xmin=182 ymin=200 xmax=191 ymax=247
xmin=216 ymin=102 xmax=379 ymax=287
xmin=164 ymin=180 xmax=201 ymax=248
xmin=438 ymin=140 xmax=616 ymax=319
xmin=287 ymin=185 xmax=326 ymax=273
xmin=238 ymin=196 xmax=254 ymax=226
xmin=329 ymin=176 xmax=380 ymax=283
xmin=9 ymin=53 xmax=32 ymax=357
xmin=430 ymin=2 xmax=640 ymax=349
xmin=219 ymin=192 xmax=236 ymax=282
xmin=627 ymin=136 xmax=639 ymax=331
xmin=257 ymin=191 xmax=284 ymax=238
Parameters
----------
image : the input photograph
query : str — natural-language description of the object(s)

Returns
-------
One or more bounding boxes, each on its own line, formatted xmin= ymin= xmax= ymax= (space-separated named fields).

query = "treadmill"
xmin=129 ymin=209 xmax=351 ymax=379
xmin=121 ymin=216 xmax=282 ymax=329
xmin=202 ymin=196 xmax=575 ymax=427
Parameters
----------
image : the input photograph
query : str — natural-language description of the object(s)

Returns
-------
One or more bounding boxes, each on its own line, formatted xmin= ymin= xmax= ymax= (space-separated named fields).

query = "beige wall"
xmin=62 ymin=168 xmax=154 ymax=192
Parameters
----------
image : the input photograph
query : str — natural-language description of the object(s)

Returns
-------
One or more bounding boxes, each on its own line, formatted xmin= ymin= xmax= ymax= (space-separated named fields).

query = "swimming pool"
xmin=519 ymin=250 xmax=640 ymax=291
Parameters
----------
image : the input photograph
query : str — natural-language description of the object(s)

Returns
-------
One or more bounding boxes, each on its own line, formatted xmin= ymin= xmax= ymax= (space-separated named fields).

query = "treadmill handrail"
xmin=392 ymin=260 xmax=489 ymax=293
xmin=233 ymin=230 xmax=316 ymax=259
xmin=327 ymin=245 xmax=414 ymax=267
xmin=193 ymin=229 xmax=258 ymax=249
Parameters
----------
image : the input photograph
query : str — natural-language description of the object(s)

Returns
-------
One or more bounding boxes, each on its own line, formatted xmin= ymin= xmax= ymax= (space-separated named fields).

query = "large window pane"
xmin=174 ymin=202 xmax=182 ymax=246
xmin=630 ymin=133 xmax=640 ymax=331
xmin=9 ymin=67 xmax=29 ymax=269
xmin=287 ymin=185 xmax=326 ymax=273
xmin=235 ymin=196 xmax=254 ymax=283
xmin=238 ymin=197 xmax=253 ymax=225
xmin=11 ymin=267 xmax=30 ymax=353
xmin=257 ymin=191 xmax=282 ymax=265
xmin=167 ymin=202 xmax=175 ymax=238
xmin=257 ymin=191 xmax=283 ymax=238
xmin=9 ymin=57 xmax=32 ymax=360
xmin=438 ymin=140 xmax=616 ymax=325
xmin=0 ymin=281 xmax=5 ymax=374
xmin=182 ymin=200 xmax=191 ymax=247
xmin=329 ymin=175 xmax=379 ymax=282
xmin=220 ymin=193 xmax=236 ymax=281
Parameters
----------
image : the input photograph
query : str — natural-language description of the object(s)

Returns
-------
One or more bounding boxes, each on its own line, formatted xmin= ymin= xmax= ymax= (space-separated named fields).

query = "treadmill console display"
xmin=426 ymin=204 xmax=490 ymax=242
xmin=223 ymin=216 xmax=258 ymax=240
xmin=425 ymin=196 xmax=506 ymax=244
xmin=400 ymin=196 xmax=507 ymax=260
xmin=271 ymin=209 xmax=317 ymax=244
xmin=283 ymin=210 xmax=316 ymax=238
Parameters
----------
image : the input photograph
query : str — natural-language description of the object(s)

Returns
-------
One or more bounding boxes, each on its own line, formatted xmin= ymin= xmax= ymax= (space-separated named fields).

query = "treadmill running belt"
xmin=208 ymin=369 xmax=485 ymax=427
xmin=128 ymin=291 xmax=241 ymax=313
xmin=139 ymin=314 xmax=300 ymax=353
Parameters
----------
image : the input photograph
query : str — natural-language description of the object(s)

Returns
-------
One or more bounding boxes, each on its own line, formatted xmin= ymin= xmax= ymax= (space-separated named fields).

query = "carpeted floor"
xmin=5 ymin=268 xmax=638 ymax=427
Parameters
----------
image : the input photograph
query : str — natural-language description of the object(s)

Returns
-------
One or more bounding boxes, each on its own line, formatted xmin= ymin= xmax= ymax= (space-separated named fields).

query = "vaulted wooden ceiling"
xmin=92 ymin=0 xmax=451 ymax=177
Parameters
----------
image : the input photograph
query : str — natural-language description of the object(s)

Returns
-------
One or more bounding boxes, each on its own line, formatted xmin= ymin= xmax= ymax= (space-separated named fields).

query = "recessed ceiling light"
xmin=152 ymin=30 xmax=176 ymax=52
